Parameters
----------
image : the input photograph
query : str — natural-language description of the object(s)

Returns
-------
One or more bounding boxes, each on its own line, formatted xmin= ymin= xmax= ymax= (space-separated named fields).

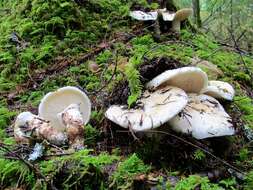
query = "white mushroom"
xmin=146 ymin=67 xmax=208 ymax=93
xmin=201 ymin=81 xmax=235 ymax=101
xmin=38 ymin=86 xmax=91 ymax=131
xmin=169 ymin=94 xmax=235 ymax=139
xmin=172 ymin=8 xmax=193 ymax=32
xmin=14 ymin=112 xmax=67 ymax=145
xmin=58 ymin=103 xmax=84 ymax=149
xmin=105 ymin=86 xmax=188 ymax=132
xmin=129 ymin=10 xmax=158 ymax=21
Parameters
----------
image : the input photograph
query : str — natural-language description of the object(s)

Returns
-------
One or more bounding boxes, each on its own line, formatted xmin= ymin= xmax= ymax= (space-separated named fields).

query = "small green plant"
xmin=0 ymin=107 xmax=16 ymax=129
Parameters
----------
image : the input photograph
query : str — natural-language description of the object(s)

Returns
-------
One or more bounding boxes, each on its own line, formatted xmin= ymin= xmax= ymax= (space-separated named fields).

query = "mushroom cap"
xmin=201 ymin=80 xmax=235 ymax=101
xmin=14 ymin=112 xmax=36 ymax=143
xmin=38 ymin=86 xmax=91 ymax=131
xmin=15 ymin=111 xmax=36 ymax=127
xmin=169 ymin=94 xmax=235 ymax=139
xmin=105 ymin=86 xmax=188 ymax=132
xmin=146 ymin=67 xmax=208 ymax=93
xmin=174 ymin=8 xmax=193 ymax=21
xmin=129 ymin=11 xmax=158 ymax=21
xmin=158 ymin=9 xmax=176 ymax=21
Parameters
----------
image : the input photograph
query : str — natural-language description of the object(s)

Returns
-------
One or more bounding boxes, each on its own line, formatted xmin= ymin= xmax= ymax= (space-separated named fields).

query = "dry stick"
xmin=143 ymin=130 xmax=245 ymax=175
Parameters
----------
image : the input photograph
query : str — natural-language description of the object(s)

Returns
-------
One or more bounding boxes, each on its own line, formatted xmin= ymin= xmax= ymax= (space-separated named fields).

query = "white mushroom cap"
xmin=169 ymin=94 xmax=235 ymax=139
xmin=105 ymin=86 xmax=188 ymax=132
xmin=158 ymin=8 xmax=176 ymax=21
xmin=129 ymin=11 xmax=158 ymax=21
xmin=201 ymin=81 xmax=235 ymax=101
xmin=146 ymin=67 xmax=208 ymax=93
xmin=14 ymin=112 xmax=37 ymax=143
xmin=38 ymin=86 xmax=91 ymax=131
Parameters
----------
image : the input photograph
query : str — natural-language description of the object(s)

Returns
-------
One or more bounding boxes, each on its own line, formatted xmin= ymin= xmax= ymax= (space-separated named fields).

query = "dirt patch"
xmin=139 ymin=56 xmax=183 ymax=83
xmin=107 ymin=56 xmax=183 ymax=106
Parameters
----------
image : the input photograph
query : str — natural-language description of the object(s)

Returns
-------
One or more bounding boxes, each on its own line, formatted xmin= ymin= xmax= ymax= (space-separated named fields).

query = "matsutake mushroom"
xmin=105 ymin=86 xmax=188 ymax=132
xmin=14 ymin=112 xmax=68 ymax=145
xmin=146 ymin=67 xmax=208 ymax=93
xmin=201 ymin=80 xmax=235 ymax=101
xmin=169 ymin=94 xmax=235 ymax=139
xmin=38 ymin=86 xmax=91 ymax=131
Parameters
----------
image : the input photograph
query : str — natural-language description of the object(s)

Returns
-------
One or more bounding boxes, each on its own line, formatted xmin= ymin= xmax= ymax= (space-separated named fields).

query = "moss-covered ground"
xmin=0 ymin=0 xmax=253 ymax=189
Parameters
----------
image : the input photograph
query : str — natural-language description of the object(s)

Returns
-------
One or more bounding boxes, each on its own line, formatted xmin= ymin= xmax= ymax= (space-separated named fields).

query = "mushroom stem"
xmin=171 ymin=20 xmax=181 ymax=32
xmin=59 ymin=104 xmax=85 ymax=150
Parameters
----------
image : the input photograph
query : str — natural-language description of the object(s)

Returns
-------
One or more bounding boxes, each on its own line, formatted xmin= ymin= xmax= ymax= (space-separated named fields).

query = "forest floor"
xmin=0 ymin=1 xmax=253 ymax=190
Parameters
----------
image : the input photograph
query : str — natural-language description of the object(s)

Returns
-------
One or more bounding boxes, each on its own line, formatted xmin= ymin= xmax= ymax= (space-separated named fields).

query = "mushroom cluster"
xmin=130 ymin=8 xmax=193 ymax=32
xmin=105 ymin=66 xmax=235 ymax=140
xmin=14 ymin=86 xmax=91 ymax=150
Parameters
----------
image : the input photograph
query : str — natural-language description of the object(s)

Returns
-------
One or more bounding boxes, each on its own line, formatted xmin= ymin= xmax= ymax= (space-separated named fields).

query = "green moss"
xmin=110 ymin=153 xmax=150 ymax=189
xmin=175 ymin=175 xmax=223 ymax=190
xmin=234 ymin=96 xmax=253 ymax=127
xmin=84 ymin=124 xmax=100 ymax=146
xmin=0 ymin=159 xmax=35 ymax=188
xmin=0 ymin=107 xmax=16 ymax=129
xmin=244 ymin=170 xmax=253 ymax=190
xmin=38 ymin=149 xmax=119 ymax=189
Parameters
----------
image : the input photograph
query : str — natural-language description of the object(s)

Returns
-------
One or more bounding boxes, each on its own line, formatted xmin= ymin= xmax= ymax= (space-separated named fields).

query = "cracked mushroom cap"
xmin=201 ymin=80 xmax=235 ymax=101
xmin=129 ymin=10 xmax=158 ymax=21
xmin=105 ymin=86 xmax=188 ymax=132
xmin=14 ymin=112 xmax=37 ymax=143
xmin=146 ymin=67 xmax=208 ymax=93
xmin=38 ymin=86 xmax=91 ymax=131
xmin=169 ymin=94 xmax=235 ymax=139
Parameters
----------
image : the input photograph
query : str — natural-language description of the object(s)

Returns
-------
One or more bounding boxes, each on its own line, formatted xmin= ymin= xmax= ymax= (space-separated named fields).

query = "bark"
xmin=192 ymin=0 xmax=202 ymax=28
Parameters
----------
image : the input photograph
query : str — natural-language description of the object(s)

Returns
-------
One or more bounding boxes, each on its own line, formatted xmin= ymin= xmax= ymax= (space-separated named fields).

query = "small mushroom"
xmin=38 ymin=86 xmax=91 ymax=131
xmin=88 ymin=61 xmax=100 ymax=73
xmin=14 ymin=112 xmax=68 ymax=145
xmin=146 ymin=67 xmax=208 ymax=93
xmin=169 ymin=94 xmax=235 ymax=139
xmin=58 ymin=103 xmax=85 ymax=149
xmin=105 ymin=86 xmax=188 ymax=132
xmin=201 ymin=80 xmax=235 ymax=101
xmin=129 ymin=10 xmax=158 ymax=21
xmin=172 ymin=8 xmax=193 ymax=32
